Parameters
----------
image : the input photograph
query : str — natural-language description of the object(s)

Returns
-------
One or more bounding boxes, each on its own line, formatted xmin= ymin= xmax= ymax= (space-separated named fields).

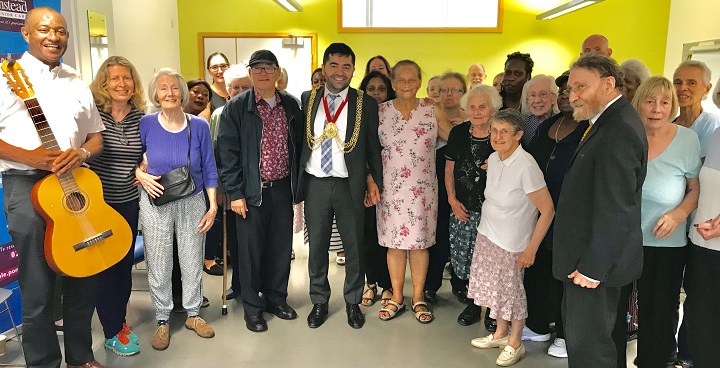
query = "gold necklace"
xmin=306 ymin=88 xmax=363 ymax=153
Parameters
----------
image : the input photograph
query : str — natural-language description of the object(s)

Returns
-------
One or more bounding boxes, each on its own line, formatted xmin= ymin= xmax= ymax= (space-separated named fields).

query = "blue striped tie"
xmin=321 ymin=94 xmax=339 ymax=175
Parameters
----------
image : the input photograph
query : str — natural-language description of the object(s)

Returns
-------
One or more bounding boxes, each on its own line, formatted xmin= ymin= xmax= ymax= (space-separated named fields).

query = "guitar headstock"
xmin=1 ymin=59 xmax=35 ymax=99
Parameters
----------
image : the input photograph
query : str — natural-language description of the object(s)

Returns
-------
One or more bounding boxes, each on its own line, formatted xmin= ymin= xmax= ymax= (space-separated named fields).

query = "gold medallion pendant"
xmin=324 ymin=123 xmax=338 ymax=139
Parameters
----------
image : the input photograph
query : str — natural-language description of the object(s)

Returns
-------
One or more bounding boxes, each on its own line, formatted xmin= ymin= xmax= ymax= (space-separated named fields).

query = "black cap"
xmin=556 ymin=70 xmax=570 ymax=87
xmin=248 ymin=50 xmax=278 ymax=67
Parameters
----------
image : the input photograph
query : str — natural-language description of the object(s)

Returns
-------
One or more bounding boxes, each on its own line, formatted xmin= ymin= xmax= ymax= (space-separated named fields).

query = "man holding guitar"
xmin=0 ymin=7 xmax=106 ymax=368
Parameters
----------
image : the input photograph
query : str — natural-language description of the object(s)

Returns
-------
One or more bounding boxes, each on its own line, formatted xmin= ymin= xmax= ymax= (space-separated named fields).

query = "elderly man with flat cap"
xmin=0 ymin=6 xmax=106 ymax=368
xmin=217 ymin=49 xmax=303 ymax=333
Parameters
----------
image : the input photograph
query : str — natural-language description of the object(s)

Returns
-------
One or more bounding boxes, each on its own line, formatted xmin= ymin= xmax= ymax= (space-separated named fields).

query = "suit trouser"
xmin=234 ymin=178 xmax=293 ymax=316
xmin=425 ymin=148 xmax=450 ymax=293
xmin=3 ymin=172 xmax=97 ymax=368
xmin=636 ymin=246 xmax=687 ymax=367
xmin=96 ymin=199 xmax=139 ymax=339
xmin=685 ymin=243 xmax=720 ymax=368
xmin=140 ymin=191 xmax=205 ymax=321
xmin=524 ymin=245 xmax=564 ymax=338
xmin=562 ymin=282 xmax=622 ymax=368
xmin=364 ymin=205 xmax=390 ymax=290
xmin=304 ymin=174 xmax=365 ymax=304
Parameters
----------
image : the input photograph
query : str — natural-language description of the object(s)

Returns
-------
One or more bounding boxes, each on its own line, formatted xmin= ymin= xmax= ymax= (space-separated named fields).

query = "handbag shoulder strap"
xmin=185 ymin=114 xmax=191 ymax=166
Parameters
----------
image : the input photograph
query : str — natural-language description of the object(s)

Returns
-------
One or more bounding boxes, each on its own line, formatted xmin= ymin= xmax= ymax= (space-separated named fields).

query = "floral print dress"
xmin=376 ymin=99 xmax=437 ymax=250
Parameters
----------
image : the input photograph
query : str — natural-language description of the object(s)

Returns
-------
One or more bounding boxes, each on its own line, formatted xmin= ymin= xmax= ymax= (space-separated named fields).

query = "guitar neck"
xmin=23 ymin=97 xmax=61 ymax=151
xmin=23 ymin=98 xmax=77 ymax=189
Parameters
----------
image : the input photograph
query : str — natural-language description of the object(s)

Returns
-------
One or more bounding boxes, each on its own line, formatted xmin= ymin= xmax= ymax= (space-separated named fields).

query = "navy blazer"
xmin=552 ymin=96 xmax=648 ymax=287
xmin=295 ymin=87 xmax=383 ymax=210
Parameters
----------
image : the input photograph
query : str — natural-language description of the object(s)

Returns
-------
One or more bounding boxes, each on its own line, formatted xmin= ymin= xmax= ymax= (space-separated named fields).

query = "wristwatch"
xmin=80 ymin=147 xmax=92 ymax=160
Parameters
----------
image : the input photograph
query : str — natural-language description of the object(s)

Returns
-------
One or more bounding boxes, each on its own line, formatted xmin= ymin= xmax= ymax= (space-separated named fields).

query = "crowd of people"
xmin=2 ymin=6 xmax=720 ymax=368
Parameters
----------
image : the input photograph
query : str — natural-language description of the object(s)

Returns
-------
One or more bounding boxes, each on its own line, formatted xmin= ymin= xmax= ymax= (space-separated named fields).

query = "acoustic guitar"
xmin=1 ymin=59 xmax=132 ymax=278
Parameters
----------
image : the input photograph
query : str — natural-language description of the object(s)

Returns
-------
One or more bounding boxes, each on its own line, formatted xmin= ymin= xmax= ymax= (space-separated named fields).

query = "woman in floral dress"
xmin=376 ymin=60 xmax=451 ymax=323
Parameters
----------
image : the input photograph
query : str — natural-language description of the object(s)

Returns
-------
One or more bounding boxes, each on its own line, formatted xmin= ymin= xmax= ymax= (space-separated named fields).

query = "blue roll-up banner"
xmin=0 ymin=0 xmax=62 ymax=332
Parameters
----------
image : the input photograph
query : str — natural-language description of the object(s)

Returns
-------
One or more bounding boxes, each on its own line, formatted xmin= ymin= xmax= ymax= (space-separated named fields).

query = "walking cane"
xmin=221 ymin=207 xmax=228 ymax=316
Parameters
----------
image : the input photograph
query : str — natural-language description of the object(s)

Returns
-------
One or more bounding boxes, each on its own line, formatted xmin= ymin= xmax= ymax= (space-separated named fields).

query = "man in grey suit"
xmin=553 ymin=56 xmax=647 ymax=368
xmin=296 ymin=43 xmax=383 ymax=329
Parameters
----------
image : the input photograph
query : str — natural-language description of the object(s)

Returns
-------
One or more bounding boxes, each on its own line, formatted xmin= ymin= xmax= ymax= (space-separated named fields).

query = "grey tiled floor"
xmin=1 ymin=233 xmax=641 ymax=367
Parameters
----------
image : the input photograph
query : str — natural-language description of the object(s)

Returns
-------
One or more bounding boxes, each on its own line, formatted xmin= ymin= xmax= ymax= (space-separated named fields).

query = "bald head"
xmin=581 ymin=34 xmax=612 ymax=57
xmin=467 ymin=63 xmax=486 ymax=88
xmin=21 ymin=7 xmax=68 ymax=68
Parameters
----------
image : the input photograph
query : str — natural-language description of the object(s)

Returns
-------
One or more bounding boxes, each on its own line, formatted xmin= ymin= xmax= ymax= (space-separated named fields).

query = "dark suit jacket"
xmin=553 ymin=96 xmax=648 ymax=287
xmin=295 ymin=86 xmax=383 ymax=210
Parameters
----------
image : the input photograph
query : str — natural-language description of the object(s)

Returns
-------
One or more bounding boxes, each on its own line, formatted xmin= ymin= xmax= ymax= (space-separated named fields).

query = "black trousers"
xmin=636 ymin=246 xmax=687 ymax=367
xmin=3 ymin=172 xmax=97 ymax=367
xmin=563 ymin=282 xmax=626 ymax=368
xmin=96 ymin=199 xmax=139 ymax=339
xmin=685 ymin=243 xmax=720 ymax=368
xmin=364 ymin=205 xmax=390 ymax=290
xmin=425 ymin=148 xmax=450 ymax=293
xmin=234 ymin=178 xmax=293 ymax=316
xmin=304 ymin=175 xmax=365 ymax=304
xmin=204 ymin=206 xmax=239 ymax=289
xmin=524 ymin=245 xmax=564 ymax=338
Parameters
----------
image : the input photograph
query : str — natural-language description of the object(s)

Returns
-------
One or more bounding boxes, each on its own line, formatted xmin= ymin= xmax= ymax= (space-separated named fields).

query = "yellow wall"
xmin=177 ymin=0 xmax=670 ymax=91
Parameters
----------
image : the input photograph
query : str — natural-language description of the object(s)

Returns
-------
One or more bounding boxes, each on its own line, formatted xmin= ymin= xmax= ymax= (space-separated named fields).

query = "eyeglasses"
xmin=440 ymin=88 xmax=464 ymax=94
xmin=209 ymin=64 xmax=229 ymax=72
xmin=527 ymin=91 xmax=551 ymax=100
xmin=490 ymin=128 xmax=517 ymax=136
xmin=562 ymin=84 xmax=587 ymax=96
xmin=251 ymin=66 xmax=277 ymax=74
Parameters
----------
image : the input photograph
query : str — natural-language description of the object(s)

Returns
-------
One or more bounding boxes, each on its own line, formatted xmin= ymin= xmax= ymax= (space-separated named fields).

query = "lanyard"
xmin=322 ymin=94 xmax=349 ymax=124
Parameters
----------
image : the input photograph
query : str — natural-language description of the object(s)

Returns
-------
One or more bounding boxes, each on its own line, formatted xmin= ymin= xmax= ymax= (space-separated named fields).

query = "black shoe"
xmin=226 ymin=288 xmax=240 ymax=300
xmin=172 ymin=301 xmax=185 ymax=314
xmin=346 ymin=303 xmax=365 ymax=329
xmin=457 ymin=304 xmax=483 ymax=326
xmin=485 ymin=317 xmax=497 ymax=332
xmin=203 ymin=263 xmax=223 ymax=276
xmin=201 ymin=296 xmax=210 ymax=308
xmin=267 ymin=303 xmax=298 ymax=320
xmin=307 ymin=303 xmax=329 ymax=328
xmin=244 ymin=313 xmax=268 ymax=332
xmin=423 ymin=290 xmax=437 ymax=304
xmin=453 ymin=289 xmax=470 ymax=304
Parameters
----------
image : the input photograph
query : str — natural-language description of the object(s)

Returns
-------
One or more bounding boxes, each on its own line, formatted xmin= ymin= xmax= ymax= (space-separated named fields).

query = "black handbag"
xmin=152 ymin=115 xmax=196 ymax=206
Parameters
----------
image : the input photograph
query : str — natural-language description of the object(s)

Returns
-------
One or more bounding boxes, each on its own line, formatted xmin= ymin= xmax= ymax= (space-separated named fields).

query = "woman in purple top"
xmin=135 ymin=68 xmax=218 ymax=351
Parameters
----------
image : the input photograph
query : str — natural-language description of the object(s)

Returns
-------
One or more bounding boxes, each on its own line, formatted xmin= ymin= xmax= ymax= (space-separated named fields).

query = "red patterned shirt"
xmin=256 ymin=90 xmax=290 ymax=181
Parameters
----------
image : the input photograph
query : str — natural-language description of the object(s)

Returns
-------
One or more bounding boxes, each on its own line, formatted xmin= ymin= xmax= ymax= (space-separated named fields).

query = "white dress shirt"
xmin=305 ymin=86 xmax=350 ymax=178
xmin=0 ymin=52 xmax=104 ymax=172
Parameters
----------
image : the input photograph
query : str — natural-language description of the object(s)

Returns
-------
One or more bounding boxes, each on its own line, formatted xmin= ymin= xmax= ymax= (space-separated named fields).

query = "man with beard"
xmin=467 ymin=63 xmax=487 ymax=89
xmin=297 ymin=43 xmax=383 ymax=329
xmin=553 ymin=56 xmax=647 ymax=368
xmin=501 ymin=52 xmax=533 ymax=110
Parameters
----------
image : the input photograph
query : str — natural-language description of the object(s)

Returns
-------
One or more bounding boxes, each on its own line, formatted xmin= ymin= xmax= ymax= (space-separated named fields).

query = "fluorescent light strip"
xmin=273 ymin=0 xmax=303 ymax=12
xmin=536 ymin=0 xmax=603 ymax=20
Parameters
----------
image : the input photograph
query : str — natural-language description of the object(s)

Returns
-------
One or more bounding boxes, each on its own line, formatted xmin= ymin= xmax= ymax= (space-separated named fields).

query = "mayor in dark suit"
xmin=553 ymin=56 xmax=648 ymax=368
xmin=296 ymin=43 xmax=383 ymax=330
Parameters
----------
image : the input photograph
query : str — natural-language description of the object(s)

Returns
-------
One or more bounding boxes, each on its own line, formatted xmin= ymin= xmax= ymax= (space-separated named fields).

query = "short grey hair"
xmin=620 ymin=59 xmax=651 ymax=84
xmin=520 ymin=74 xmax=560 ymax=115
xmin=490 ymin=109 xmax=525 ymax=132
xmin=148 ymin=68 xmax=189 ymax=108
xmin=461 ymin=85 xmax=502 ymax=112
xmin=713 ymin=75 xmax=720 ymax=108
xmin=223 ymin=64 xmax=249 ymax=93
xmin=572 ymin=55 xmax=624 ymax=89
xmin=675 ymin=60 xmax=712 ymax=85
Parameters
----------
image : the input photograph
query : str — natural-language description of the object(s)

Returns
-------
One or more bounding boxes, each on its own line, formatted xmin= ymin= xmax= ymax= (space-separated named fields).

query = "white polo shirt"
xmin=0 ymin=52 xmax=104 ymax=172
xmin=305 ymin=86 xmax=350 ymax=178
xmin=477 ymin=145 xmax=546 ymax=253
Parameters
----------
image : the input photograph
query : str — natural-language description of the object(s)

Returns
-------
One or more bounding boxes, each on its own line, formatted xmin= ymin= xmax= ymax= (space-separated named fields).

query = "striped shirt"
xmin=89 ymin=108 xmax=144 ymax=203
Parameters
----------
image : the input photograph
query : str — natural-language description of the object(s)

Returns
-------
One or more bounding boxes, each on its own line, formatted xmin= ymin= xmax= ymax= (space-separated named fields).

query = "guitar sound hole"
xmin=65 ymin=192 xmax=86 ymax=211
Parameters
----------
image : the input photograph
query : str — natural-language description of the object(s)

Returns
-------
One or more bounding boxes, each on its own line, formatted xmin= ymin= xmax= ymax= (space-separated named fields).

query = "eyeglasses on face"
xmin=209 ymin=64 xmax=229 ymax=72
xmin=440 ymin=87 xmax=464 ymax=94
xmin=251 ymin=66 xmax=277 ymax=74
xmin=490 ymin=128 xmax=517 ymax=136
xmin=527 ymin=91 xmax=551 ymax=100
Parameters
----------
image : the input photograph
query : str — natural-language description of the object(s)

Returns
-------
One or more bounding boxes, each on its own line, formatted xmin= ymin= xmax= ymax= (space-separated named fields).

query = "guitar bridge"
xmin=73 ymin=229 xmax=114 ymax=251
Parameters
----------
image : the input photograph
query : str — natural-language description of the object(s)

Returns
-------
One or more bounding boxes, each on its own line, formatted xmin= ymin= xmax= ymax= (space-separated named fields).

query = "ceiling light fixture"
xmin=272 ymin=0 xmax=303 ymax=12
xmin=536 ymin=0 xmax=604 ymax=20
